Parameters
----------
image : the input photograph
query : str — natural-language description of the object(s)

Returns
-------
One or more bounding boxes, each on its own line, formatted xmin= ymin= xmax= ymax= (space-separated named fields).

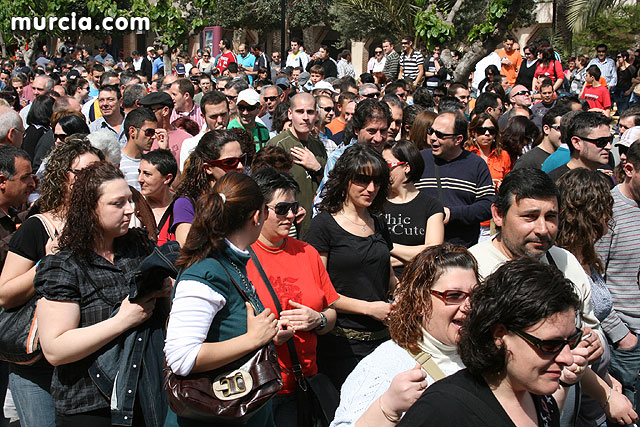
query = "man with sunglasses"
xmin=587 ymin=44 xmax=617 ymax=90
xmin=498 ymin=84 xmax=533 ymax=130
xmin=139 ymin=92 xmax=190 ymax=161
xmin=469 ymin=168 xmax=611 ymax=423
xmin=120 ymin=107 xmax=158 ymax=191
xmin=398 ymin=37 xmax=424 ymax=87
xmin=416 ymin=111 xmax=494 ymax=248
xmin=259 ymin=85 xmax=281 ymax=132
xmin=547 ymin=111 xmax=613 ymax=182
xmin=228 ymin=88 xmax=270 ymax=151
xmin=514 ymin=106 xmax=568 ymax=170
xmin=268 ymin=92 xmax=327 ymax=234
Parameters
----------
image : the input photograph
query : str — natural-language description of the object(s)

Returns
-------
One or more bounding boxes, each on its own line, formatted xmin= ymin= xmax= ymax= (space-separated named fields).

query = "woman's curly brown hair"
xmin=556 ymin=168 xmax=613 ymax=274
xmin=389 ymin=243 xmax=478 ymax=354
xmin=38 ymin=136 xmax=104 ymax=215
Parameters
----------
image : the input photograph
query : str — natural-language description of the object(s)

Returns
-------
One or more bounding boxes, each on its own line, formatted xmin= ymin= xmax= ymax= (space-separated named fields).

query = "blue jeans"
xmin=0 ymin=362 xmax=8 ymax=427
xmin=609 ymin=335 xmax=640 ymax=414
xmin=8 ymin=363 xmax=55 ymax=427
xmin=613 ymin=89 xmax=631 ymax=114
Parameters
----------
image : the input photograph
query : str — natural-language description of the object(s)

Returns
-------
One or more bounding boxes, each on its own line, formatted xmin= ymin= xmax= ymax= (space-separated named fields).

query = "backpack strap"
xmin=409 ymin=350 xmax=447 ymax=382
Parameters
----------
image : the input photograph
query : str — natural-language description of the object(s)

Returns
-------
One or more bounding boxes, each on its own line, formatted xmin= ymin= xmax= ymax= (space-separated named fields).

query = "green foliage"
xmin=468 ymin=0 xmax=511 ymax=42
xmin=414 ymin=7 xmax=454 ymax=50
xmin=571 ymin=4 xmax=640 ymax=55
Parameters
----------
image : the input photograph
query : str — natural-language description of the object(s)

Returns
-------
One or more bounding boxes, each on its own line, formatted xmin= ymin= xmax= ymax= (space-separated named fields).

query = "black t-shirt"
xmin=304 ymin=211 xmax=393 ymax=332
xmin=546 ymin=164 xmax=571 ymax=182
xmin=513 ymin=146 xmax=551 ymax=170
xmin=8 ymin=215 xmax=53 ymax=261
xmin=399 ymin=369 xmax=560 ymax=427
xmin=384 ymin=192 xmax=443 ymax=277
xmin=617 ymin=65 xmax=637 ymax=91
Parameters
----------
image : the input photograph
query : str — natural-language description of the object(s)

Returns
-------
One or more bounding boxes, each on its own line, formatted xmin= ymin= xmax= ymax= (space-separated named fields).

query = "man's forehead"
xmin=511 ymin=196 xmax=558 ymax=211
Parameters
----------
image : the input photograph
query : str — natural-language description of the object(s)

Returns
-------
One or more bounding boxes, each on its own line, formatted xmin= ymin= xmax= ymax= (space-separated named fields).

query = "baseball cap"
xmin=617 ymin=126 xmax=640 ymax=148
xmin=139 ymin=92 xmax=174 ymax=109
xmin=175 ymin=63 xmax=186 ymax=75
xmin=276 ymin=77 xmax=290 ymax=90
xmin=147 ymin=46 xmax=155 ymax=53
xmin=67 ymin=69 xmax=80 ymax=81
xmin=312 ymin=81 xmax=337 ymax=93
xmin=236 ymin=88 xmax=261 ymax=106
xmin=297 ymin=72 xmax=311 ymax=87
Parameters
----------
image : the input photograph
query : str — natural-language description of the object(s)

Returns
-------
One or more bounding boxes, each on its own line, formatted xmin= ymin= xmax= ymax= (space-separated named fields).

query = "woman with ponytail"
xmin=164 ymin=172 xmax=290 ymax=427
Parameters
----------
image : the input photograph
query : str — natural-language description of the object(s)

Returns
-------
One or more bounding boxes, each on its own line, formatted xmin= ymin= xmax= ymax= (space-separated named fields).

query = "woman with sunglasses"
xmin=246 ymin=167 xmax=338 ymax=426
xmin=465 ymin=112 xmax=511 ymax=241
xmin=382 ymin=140 xmax=444 ymax=278
xmin=172 ymin=129 xmax=249 ymax=246
xmin=305 ymin=144 xmax=397 ymax=390
xmin=331 ymin=244 xmax=477 ymax=427
xmin=400 ymin=258 xmax=592 ymax=427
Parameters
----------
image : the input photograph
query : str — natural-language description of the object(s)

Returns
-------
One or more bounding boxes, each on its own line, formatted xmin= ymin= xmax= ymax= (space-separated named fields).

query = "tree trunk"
xmin=453 ymin=0 xmax=524 ymax=83
xmin=0 ymin=32 xmax=6 ymax=58
xmin=302 ymin=27 xmax=315 ymax=54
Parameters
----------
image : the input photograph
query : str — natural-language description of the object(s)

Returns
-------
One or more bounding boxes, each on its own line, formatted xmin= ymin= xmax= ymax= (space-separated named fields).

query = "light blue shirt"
xmin=89 ymin=115 xmax=128 ymax=148
xmin=238 ymin=53 xmax=256 ymax=83
xmin=541 ymin=144 xmax=570 ymax=173
xmin=313 ymin=138 xmax=356 ymax=216
xmin=588 ymin=57 xmax=617 ymax=88
xmin=152 ymin=57 xmax=164 ymax=77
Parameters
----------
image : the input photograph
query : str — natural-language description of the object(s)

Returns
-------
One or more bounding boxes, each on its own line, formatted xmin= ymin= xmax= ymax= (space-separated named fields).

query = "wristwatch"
xmin=315 ymin=312 xmax=327 ymax=330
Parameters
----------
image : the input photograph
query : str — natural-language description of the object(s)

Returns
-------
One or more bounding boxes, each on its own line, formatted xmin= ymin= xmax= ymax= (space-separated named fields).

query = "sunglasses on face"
xmin=387 ymin=161 xmax=406 ymax=169
xmin=375 ymin=51 xmax=383 ymax=54
xmin=55 ymin=133 xmax=67 ymax=141
xmin=578 ymin=134 xmax=613 ymax=148
xmin=321 ymin=106 xmax=334 ymax=113
xmin=238 ymin=104 xmax=258 ymax=112
xmin=597 ymin=50 xmax=606 ymax=54
xmin=428 ymin=127 xmax=457 ymax=139
xmin=430 ymin=289 xmax=470 ymax=305
xmin=268 ymin=201 xmax=299 ymax=216
xmin=351 ymin=173 xmax=383 ymax=187
xmin=138 ymin=127 xmax=156 ymax=137
xmin=513 ymin=90 xmax=530 ymax=96
xmin=512 ymin=328 xmax=583 ymax=355
xmin=362 ymin=92 xmax=380 ymax=99
xmin=476 ymin=126 xmax=497 ymax=136
xmin=264 ymin=96 xmax=278 ymax=102
xmin=226 ymin=95 xmax=238 ymax=102
xmin=207 ymin=153 xmax=247 ymax=170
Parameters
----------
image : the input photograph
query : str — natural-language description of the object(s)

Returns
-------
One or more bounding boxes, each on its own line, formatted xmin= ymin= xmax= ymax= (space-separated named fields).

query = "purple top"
xmin=170 ymin=196 xmax=195 ymax=233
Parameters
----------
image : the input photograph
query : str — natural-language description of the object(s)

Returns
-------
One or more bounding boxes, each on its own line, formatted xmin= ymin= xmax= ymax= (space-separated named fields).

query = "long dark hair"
xmin=176 ymin=172 xmax=264 ymax=269
xmin=318 ymin=144 xmax=389 ymax=214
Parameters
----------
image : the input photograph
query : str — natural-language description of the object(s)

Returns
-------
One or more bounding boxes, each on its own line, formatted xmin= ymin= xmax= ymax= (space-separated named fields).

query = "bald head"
xmin=0 ymin=107 xmax=24 ymax=147
xmin=509 ymin=84 xmax=532 ymax=108
xmin=290 ymin=92 xmax=316 ymax=110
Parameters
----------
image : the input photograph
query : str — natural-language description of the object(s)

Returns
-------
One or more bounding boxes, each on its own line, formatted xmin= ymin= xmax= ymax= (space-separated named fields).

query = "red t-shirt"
xmin=581 ymin=85 xmax=612 ymax=110
xmin=534 ymin=60 xmax=563 ymax=83
xmin=246 ymin=238 xmax=339 ymax=393
xmin=216 ymin=51 xmax=237 ymax=74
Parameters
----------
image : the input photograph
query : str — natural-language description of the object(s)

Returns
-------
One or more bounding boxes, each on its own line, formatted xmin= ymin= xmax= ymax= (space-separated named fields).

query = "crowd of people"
xmin=0 ymin=31 xmax=639 ymax=427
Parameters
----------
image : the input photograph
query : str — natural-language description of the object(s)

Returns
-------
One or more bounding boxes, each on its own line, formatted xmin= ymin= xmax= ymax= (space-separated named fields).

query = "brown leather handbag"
xmin=164 ymin=258 xmax=282 ymax=423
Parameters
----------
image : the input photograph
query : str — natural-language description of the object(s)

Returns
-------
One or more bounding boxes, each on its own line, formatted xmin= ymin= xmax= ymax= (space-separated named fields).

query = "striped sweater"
xmin=595 ymin=185 xmax=640 ymax=343
xmin=416 ymin=149 xmax=495 ymax=247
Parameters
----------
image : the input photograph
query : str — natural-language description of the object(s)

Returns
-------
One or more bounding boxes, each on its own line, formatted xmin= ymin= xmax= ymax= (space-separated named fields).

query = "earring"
xmin=256 ymin=222 xmax=261 ymax=227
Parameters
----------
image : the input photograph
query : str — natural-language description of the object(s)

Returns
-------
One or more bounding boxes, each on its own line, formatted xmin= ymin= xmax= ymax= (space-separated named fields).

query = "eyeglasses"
xmin=597 ymin=50 xmax=607 ymax=54
xmin=362 ymin=92 xmax=380 ymax=99
xmin=226 ymin=95 xmax=238 ymax=102
xmin=387 ymin=161 xmax=406 ymax=169
xmin=137 ymin=127 xmax=156 ymax=137
xmin=238 ymin=104 xmax=258 ymax=112
xmin=512 ymin=328 xmax=583 ymax=355
xmin=272 ymin=56 xmax=280 ymax=59
xmin=577 ymin=134 xmax=613 ymax=148
xmin=524 ymin=51 xmax=532 ymax=56
xmin=375 ymin=51 xmax=383 ymax=54
xmin=513 ymin=90 xmax=531 ymax=96
xmin=550 ymin=124 xmax=561 ymax=131
xmin=203 ymin=55 xmax=210 ymax=58
xmin=54 ymin=133 xmax=68 ymax=141
xmin=430 ymin=289 xmax=470 ymax=305
xmin=617 ymin=56 xmax=623 ymax=59
xmin=264 ymin=96 xmax=278 ymax=102
xmin=267 ymin=201 xmax=299 ymax=216
xmin=320 ymin=106 xmax=334 ymax=113
xmin=401 ymin=41 xmax=410 ymax=45
xmin=351 ymin=173 xmax=383 ymax=187
xmin=206 ymin=153 xmax=247 ymax=170
xmin=476 ymin=126 xmax=497 ymax=136
xmin=67 ymin=168 xmax=82 ymax=175
xmin=433 ymin=93 xmax=444 ymax=98
xmin=427 ymin=127 xmax=457 ymax=139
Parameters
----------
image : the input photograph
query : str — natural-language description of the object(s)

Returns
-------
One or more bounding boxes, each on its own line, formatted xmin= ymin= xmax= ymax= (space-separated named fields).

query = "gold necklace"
xmin=339 ymin=210 xmax=368 ymax=232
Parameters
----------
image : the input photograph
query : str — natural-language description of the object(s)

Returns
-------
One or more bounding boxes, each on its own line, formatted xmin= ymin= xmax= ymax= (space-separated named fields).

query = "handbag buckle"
xmin=212 ymin=369 xmax=254 ymax=400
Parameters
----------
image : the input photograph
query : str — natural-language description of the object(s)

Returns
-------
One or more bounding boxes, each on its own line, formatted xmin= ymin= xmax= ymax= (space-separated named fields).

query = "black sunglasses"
xmin=512 ymin=328 xmax=583 ymax=355
xmin=268 ymin=201 xmax=299 ymax=216
xmin=238 ymin=104 xmax=258 ymax=112
xmin=513 ymin=90 xmax=531 ymax=96
xmin=264 ymin=96 xmax=278 ymax=102
xmin=352 ymin=173 xmax=384 ymax=187
xmin=375 ymin=51 xmax=383 ymax=54
xmin=362 ymin=92 xmax=380 ymax=99
xmin=320 ymin=106 xmax=334 ymax=113
xmin=476 ymin=126 xmax=497 ymax=136
xmin=55 ymin=133 xmax=68 ymax=141
xmin=578 ymin=134 xmax=613 ymax=148
xmin=137 ymin=127 xmax=156 ymax=137
xmin=207 ymin=153 xmax=247 ymax=170
xmin=428 ymin=127 xmax=457 ymax=139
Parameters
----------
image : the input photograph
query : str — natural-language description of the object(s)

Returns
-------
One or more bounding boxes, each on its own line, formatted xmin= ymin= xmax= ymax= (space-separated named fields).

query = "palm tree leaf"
xmin=564 ymin=0 xmax=620 ymax=32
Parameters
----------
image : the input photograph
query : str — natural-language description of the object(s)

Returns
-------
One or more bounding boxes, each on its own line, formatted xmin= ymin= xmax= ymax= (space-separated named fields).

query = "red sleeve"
xmin=601 ymin=87 xmax=612 ymax=108
xmin=554 ymin=61 xmax=564 ymax=80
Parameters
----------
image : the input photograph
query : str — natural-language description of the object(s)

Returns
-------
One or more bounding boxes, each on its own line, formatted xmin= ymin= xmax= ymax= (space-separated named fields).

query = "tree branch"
xmin=445 ymin=0 xmax=465 ymax=24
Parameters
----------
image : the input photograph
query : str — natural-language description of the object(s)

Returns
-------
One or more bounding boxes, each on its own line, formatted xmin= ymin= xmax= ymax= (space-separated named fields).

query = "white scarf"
xmin=417 ymin=327 xmax=465 ymax=375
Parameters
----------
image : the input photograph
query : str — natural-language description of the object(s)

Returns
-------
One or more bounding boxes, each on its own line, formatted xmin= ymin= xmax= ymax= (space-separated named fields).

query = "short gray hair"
xmin=0 ymin=107 xmax=23 ymax=141
xmin=260 ymin=85 xmax=282 ymax=96
xmin=359 ymin=83 xmax=379 ymax=96
xmin=87 ymin=129 xmax=121 ymax=166
xmin=122 ymin=84 xmax=147 ymax=109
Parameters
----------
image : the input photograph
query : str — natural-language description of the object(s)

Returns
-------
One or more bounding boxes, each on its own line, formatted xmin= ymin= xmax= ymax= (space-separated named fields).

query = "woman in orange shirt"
xmin=464 ymin=112 xmax=511 ymax=241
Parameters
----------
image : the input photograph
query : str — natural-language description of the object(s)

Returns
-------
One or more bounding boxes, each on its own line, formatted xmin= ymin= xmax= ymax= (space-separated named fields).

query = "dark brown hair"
xmin=465 ymin=112 xmax=502 ymax=155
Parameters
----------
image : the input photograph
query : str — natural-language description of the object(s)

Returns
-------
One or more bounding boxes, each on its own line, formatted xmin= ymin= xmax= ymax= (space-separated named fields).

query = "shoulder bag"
xmin=164 ymin=257 xmax=282 ymax=423
xmin=0 ymin=214 xmax=56 ymax=364
xmin=248 ymin=247 xmax=339 ymax=427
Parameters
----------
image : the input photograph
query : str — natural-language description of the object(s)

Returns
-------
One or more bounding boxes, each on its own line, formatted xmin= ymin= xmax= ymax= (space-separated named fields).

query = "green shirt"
xmin=267 ymin=129 xmax=327 ymax=235
xmin=228 ymin=117 xmax=270 ymax=152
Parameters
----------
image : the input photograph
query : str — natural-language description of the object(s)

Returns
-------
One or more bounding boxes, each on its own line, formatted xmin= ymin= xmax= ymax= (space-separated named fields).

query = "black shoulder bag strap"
xmin=214 ymin=257 xmax=259 ymax=315
xmin=545 ymin=251 xmax=557 ymax=268
xmin=434 ymin=161 xmax=445 ymax=207
xmin=247 ymin=247 xmax=307 ymax=390
xmin=156 ymin=198 xmax=176 ymax=239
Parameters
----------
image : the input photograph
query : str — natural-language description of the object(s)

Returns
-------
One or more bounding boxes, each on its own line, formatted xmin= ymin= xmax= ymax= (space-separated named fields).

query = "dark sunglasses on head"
xmin=138 ymin=128 xmax=156 ymax=137
xmin=476 ymin=126 xmax=497 ymax=136
xmin=352 ymin=173 xmax=384 ymax=187
xmin=513 ymin=90 xmax=530 ymax=96
xmin=238 ymin=104 xmax=258 ymax=112
xmin=512 ymin=328 xmax=583 ymax=355
xmin=428 ymin=127 xmax=457 ymax=139
xmin=207 ymin=153 xmax=247 ymax=170
xmin=268 ymin=201 xmax=299 ymax=216
xmin=264 ymin=96 xmax=278 ymax=102
xmin=362 ymin=92 xmax=380 ymax=99
xmin=430 ymin=289 xmax=470 ymax=305
xmin=578 ymin=134 xmax=613 ymax=148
